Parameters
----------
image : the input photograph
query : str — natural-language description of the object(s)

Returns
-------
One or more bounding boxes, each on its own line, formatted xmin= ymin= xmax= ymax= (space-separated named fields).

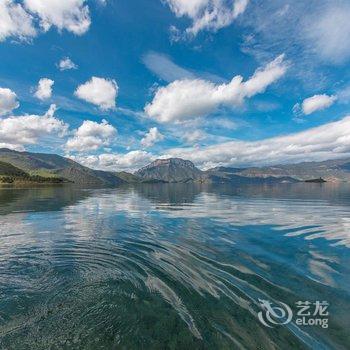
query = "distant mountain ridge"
xmin=231 ymin=158 xmax=350 ymax=182
xmin=1 ymin=148 xmax=350 ymax=185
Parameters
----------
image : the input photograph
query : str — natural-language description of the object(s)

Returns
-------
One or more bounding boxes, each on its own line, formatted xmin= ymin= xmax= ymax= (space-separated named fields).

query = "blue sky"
xmin=1 ymin=0 xmax=350 ymax=171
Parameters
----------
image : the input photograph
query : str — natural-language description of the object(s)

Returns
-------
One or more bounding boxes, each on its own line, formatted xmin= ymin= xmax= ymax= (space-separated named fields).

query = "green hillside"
xmin=0 ymin=161 xmax=27 ymax=177
xmin=0 ymin=160 xmax=66 ymax=184
xmin=115 ymin=171 xmax=141 ymax=183
xmin=0 ymin=149 xmax=125 ymax=186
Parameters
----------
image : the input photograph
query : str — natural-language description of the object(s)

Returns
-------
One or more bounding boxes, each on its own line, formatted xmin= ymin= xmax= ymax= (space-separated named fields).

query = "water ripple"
xmin=0 ymin=185 xmax=349 ymax=349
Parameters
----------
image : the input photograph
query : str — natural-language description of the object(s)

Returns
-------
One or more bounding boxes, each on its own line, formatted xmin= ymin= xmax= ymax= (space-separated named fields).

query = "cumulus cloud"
xmin=0 ymin=0 xmax=91 ymax=42
xmin=0 ymin=0 xmax=36 ymax=41
xmin=75 ymin=77 xmax=118 ymax=110
xmin=0 ymin=87 xmax=19 ymax=116
xmin=141 ymin=127 xmax=164 ymax=148
xmin=145 ymin=54 xmax=287 ymax=123
xmin=302 ymin=94 xmax=337 ymax=115
xmin=23 ymin=0 xmax=91 ymax=35
xmin=66 ymin=119 xmax=117 ymax=152
xmin=0 ymin=104 xmax=68 ymax=150
xmin=165 ymin=0 xmax=249 ymax=36
xmin=165 ymin=115 xmax=350 ymax=169
xmin=34 ymin=78 xmax=54 ymax=100
xmin=69 ymin=150 xmax=154 ymax=172
xmin=57 ymin=57 xmax=78 ymax=71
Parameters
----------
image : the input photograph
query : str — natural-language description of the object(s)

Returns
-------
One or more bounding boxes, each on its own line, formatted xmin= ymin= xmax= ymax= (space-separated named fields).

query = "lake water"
xmin=0 ymin=183 xmax=349 ymax=349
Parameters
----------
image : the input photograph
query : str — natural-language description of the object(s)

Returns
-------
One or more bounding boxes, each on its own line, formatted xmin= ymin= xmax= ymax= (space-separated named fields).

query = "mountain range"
xmin=1 ymin=148 xmax=350 ymax=185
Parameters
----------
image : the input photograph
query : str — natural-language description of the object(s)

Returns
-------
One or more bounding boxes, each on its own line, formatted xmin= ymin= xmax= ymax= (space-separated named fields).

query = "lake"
xmin=0 ymin=183 xmax=349 ymax=349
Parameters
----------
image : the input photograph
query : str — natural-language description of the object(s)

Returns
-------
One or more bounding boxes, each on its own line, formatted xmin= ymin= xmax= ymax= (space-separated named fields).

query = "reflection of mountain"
xmin=133 ymin=183 xmax=202 ymax=204
xmin=133 ymin=183 xmax=350 ymax=248
xmin=0 ymin=187 xmax=92 ymax=215
xmin=1 ymin=185 xmax=349 ymax=348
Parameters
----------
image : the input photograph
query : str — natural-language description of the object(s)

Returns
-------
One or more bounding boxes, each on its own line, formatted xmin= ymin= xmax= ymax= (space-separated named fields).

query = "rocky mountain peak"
xmin=135 ymin=158 xmax=203 ymax=183
xmin=141 ymin=158 xmax=197 ymax=170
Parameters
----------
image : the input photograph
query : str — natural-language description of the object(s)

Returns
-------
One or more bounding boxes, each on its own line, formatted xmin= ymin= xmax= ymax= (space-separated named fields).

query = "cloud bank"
xmin=0 ymin=104 xmax=68 ymax=150
xmin=165 ymin=115 xmax=350 ymax=169
xmin=70 ymin=150 xmax=154 ymax=172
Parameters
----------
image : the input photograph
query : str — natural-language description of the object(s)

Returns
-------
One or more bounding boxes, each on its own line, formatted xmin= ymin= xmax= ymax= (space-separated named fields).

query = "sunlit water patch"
xmin=0 ymin=184 xmax=349 ymax=349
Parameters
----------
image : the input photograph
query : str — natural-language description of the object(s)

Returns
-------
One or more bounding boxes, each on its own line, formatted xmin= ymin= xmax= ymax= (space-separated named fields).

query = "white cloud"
xmin=142 ymin=51 xmax=224 ymax=83
xmin=69 ymin=150 xmax=154 ymax=172
xmin=305 ymin=2 xmax=350 ymax=64
xmin=0 ymin=0 xmax=36 ymax=41
xmin=302 ymin=94 xmax=337 ymax=115
xmin=241 ymin=0 xmax=350 ymax=70
xmin=141 ymin=127 xmax=164 ymax=148
xmin=145 ymin=54 xmax=287 ymax=123
xmin=34 ymin=78 xmax=54 ymax=100
xmin=142 ymin=52 xmax=195 ymax=82
xmin=23 ymin=0 xmax=91 ymax=35
xmin=66 ymin=119 xmax=117 ymax=152
xmin=182 ymin=129 xmax=207 ymax=143
xmin=165 ymin=0 xmax=249 ymax=36
xmin=75 ymin=77 xmax=118 ymax=110
xmin=164 ymin=115 xmax=350 ymax=169
xmin=57 ymin=57 xmax=78 ymax=71
xmin=0 ymin=0 xmax=92 ymax=42
xmin=0 ymin=87 xmax=19 ymax=116
xmin=0 ymin=104 xmax=68 ymax=150
xmin=337 ymin=85 xmax=350 ymax=104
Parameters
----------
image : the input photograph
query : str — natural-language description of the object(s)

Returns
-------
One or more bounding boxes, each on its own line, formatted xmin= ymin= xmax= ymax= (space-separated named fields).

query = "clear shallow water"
xmin=0 ymin=183 xmax=349 ymax=349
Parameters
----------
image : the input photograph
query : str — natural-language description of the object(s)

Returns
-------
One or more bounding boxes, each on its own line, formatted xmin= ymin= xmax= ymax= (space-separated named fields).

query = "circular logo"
xmin=258 ymin=299 xmax=293 ymax=328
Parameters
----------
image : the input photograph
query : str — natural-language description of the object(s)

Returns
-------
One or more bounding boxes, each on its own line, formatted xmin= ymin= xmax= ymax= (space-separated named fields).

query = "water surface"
xmin=0 ymin=184 xmax=349 ymax=349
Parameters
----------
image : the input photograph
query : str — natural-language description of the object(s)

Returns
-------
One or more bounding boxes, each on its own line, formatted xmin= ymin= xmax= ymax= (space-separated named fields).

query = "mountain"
xmin=135 ymin=157 xmax=350 ymax=184
xmin=0 ymin=160 xmax=67 ymax=184
xmin=114 ymin=171 xmax=141 ymax=183
xmin=225 ymin=158 xmax=350 ymax=182
xmin=0 ymin=161 xmax=27 ymax=177
xmin=0 ymin=148 xmax=125 ymax=186
xmin=1 ymin=148 xmax=350 ymax=186
xmin=135 ymin=158 xmax=299 ymax=184
xmin=203 ymin=167 xmax=299 ymax=184
xmin=135 ymin=158 xmax=204 ymax=183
